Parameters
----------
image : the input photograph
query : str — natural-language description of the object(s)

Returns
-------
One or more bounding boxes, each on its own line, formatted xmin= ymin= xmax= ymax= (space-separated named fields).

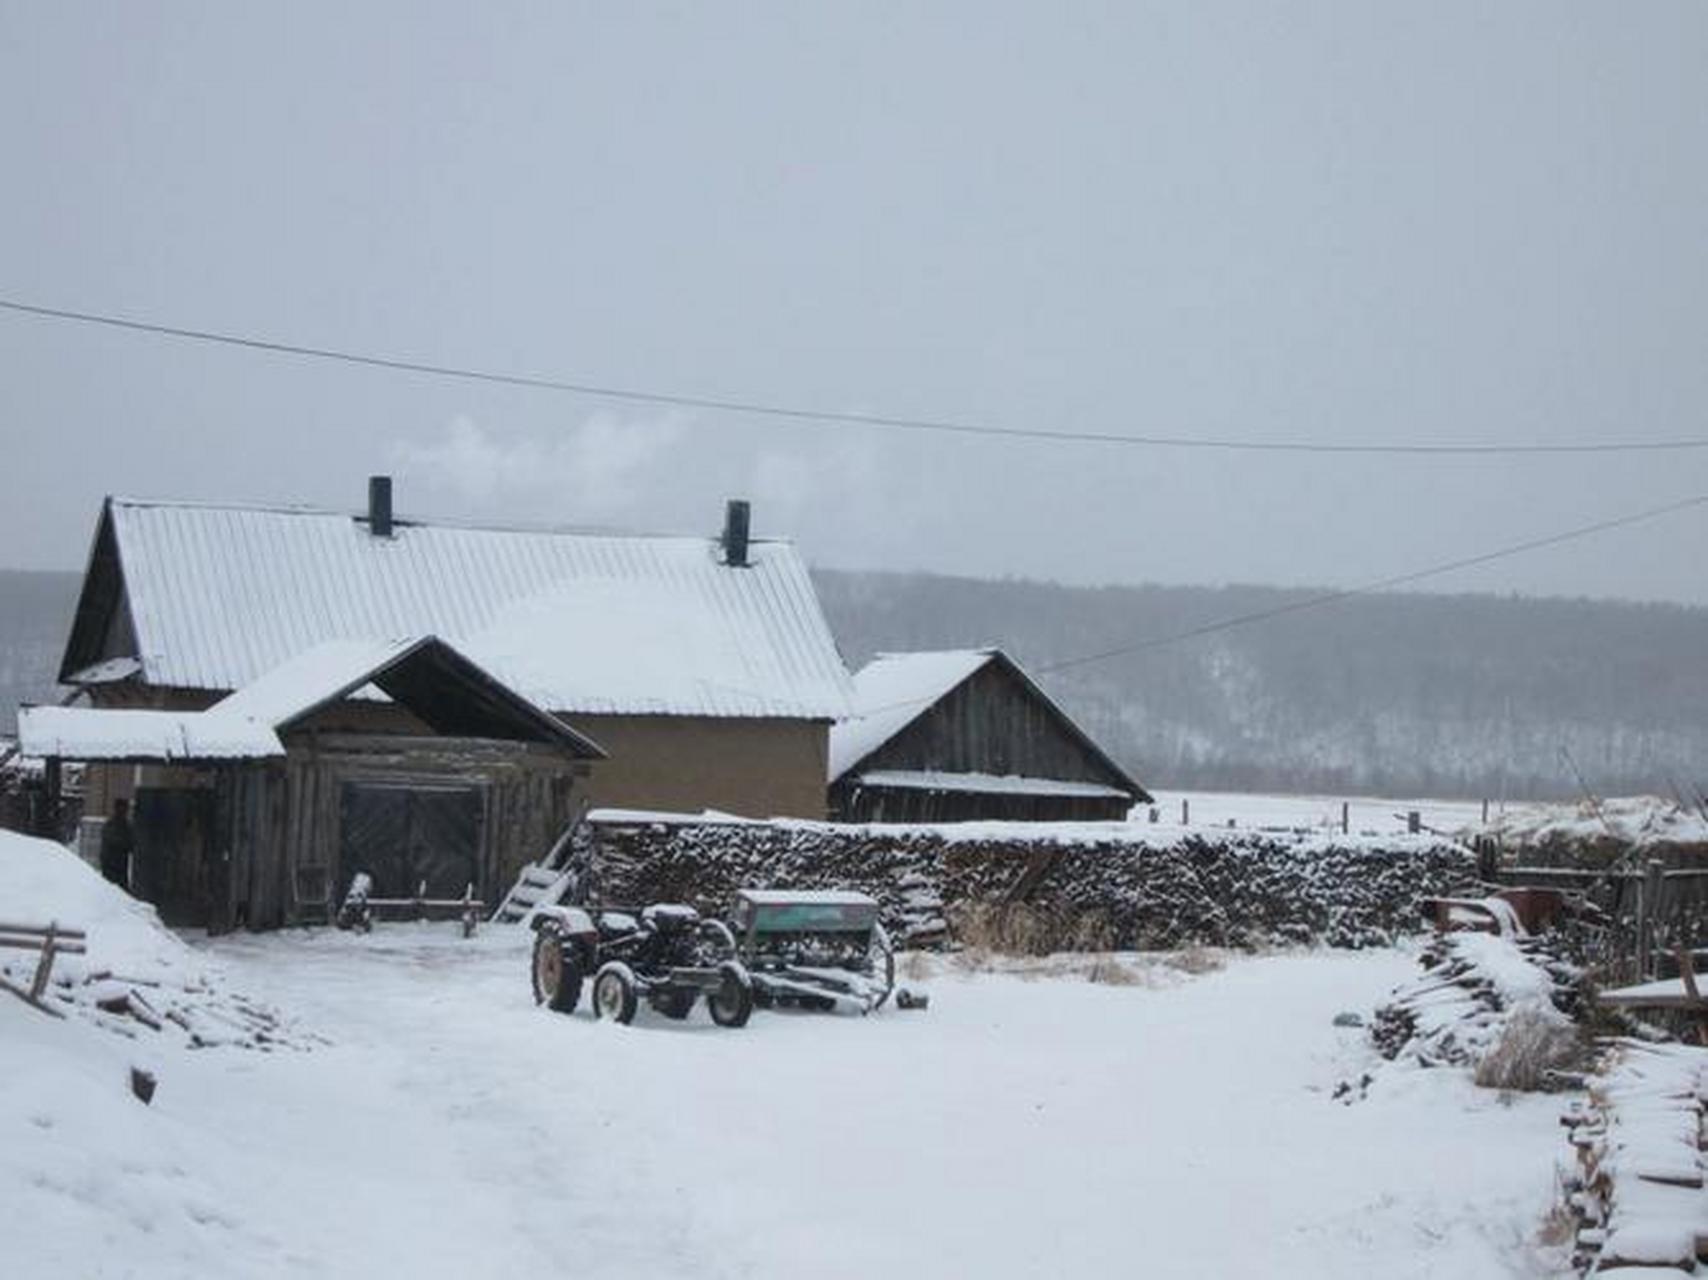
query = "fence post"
xmin=1341 ymin=801 xmax=1349 ymax=835
xmin=1642 ymin=859 xmax=1666 ymax=980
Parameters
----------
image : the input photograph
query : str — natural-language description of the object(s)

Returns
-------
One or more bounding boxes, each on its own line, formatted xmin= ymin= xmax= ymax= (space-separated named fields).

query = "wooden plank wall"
xmin=859 ymin=662 xmax=1127 ymax=785
xmin=832 ymin=661 xmax=1135 ymax=823
xmin=230 ymin=734 xmax=581 ymax=928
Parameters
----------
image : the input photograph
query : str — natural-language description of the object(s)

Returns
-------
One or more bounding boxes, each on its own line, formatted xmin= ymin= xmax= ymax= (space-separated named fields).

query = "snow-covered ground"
xmin=1146 ymin=787 xmax=1708 ymax=849
xmin=1147 ymin=788 xmax=1492 ymax=835
xmin=2 ymin=832 xmax=1572 ymax=1278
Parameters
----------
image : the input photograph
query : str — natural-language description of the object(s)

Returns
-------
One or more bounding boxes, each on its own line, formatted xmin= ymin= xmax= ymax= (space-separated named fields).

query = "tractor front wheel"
xmin=593 ymin=962 xmax=640 ymax=1024
xmin=706 ymin=962 xmax=754 ymax=1029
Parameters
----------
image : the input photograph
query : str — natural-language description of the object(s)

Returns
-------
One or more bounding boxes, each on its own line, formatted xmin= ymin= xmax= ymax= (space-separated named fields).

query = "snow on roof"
xmin=22 ymin=634 xmax=599 ymax=762
xmin=210 ymin=637 xmax=417 ymax=727
xmin=17 ymin=706 xmax=283 ymax=761
xmin=827 ymin=649 xmax=994 ymax=778
xmin=64 ymin=656 xmax=142 ymax=685
xmin=852 ymin=770 xmax=1134 ymax=800
xmin=92 ymin=497 xmax=852 ymax=720
xmin=585 ymin=807 xmax=760 ymax=826
xmin=465 ymin=578 xmax=823 ymax=719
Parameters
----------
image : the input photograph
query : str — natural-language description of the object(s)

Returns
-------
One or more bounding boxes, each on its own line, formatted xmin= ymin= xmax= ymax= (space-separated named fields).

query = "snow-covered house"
xmin=20 ymin=636 xmax=603 ymax=929
xmin=828 ymin=648 xmax=1149 ymax=823
xmin=52 ymin=485 xmax=852 ymax=881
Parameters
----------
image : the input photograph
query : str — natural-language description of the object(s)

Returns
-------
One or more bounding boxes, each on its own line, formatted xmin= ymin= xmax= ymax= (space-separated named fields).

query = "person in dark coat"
xmin=100 ymin=798 xmax=135 ymax=891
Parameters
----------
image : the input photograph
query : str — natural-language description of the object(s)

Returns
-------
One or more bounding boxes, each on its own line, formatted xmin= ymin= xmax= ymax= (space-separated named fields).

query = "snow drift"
xmin=0 ymin=830 xmax=302 ymax=1049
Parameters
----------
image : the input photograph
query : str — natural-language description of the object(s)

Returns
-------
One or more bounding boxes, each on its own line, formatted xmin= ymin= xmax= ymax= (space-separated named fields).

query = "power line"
xmin=1036 ymin=491 xmax=1708 ymax=674
xmin=4 ymin=294 xmax=1707 ymax=457
xmin=847 ymin=491 xmax=1708 ymax=720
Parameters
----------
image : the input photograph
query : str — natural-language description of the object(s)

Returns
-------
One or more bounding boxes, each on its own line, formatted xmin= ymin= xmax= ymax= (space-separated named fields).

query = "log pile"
xmin=574 ymin=818 xmax=1475 ymax=951
xmin=1562 ymin=1040 xmax=1708 ymax=1273
xmin=1371 ymin=932 xmax=1586 ymax=1079
xmin=0 ymin=952 xmax=314 ymax=1051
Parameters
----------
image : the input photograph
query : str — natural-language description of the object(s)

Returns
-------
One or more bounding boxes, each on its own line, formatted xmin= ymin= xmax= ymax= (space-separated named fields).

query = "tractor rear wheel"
xmin=532 ymin=928 xmax=583 ymax=1014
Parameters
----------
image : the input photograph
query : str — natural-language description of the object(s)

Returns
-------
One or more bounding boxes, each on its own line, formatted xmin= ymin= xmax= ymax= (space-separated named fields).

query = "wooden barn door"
xmin=132 ymin=786 xmax=217 ymax=928
xmin=338 ymin=783 xmax=485 ymax=900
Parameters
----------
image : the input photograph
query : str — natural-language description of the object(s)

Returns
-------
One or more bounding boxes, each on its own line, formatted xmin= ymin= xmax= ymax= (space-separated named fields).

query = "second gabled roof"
xmin=829 ymin=647 xmax=1149 ymax=801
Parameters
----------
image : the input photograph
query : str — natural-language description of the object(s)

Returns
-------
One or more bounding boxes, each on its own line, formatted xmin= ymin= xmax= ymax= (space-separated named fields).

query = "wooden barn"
xmin=55 ymin=483 xmax=852 ymax=827
xmin=828 ymin=649 xmax=1150 ymax=824
xmin=18 ymin=636 xmax=603 ymax=930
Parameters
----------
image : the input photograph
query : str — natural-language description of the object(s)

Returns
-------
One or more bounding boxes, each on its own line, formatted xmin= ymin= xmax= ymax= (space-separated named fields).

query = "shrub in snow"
xmin=1472 ymin=1007 xmax=1584 ymax=1092
xmin=576 ymin=819 xmax=1475 ymax=952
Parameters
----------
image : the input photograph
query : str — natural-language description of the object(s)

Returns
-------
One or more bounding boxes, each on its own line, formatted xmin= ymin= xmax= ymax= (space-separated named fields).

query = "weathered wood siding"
xmin=858 ymin=662 xmax=1127 ymax=783
xmin=830 ymin=661 xmax=1137 ymax=824
xmin=831 ymin=785 xmax=1129 ymax=825
xmin=257 ymin=734 xmax=580 ymax=928
xmin=179 ymin=736 xmax=583 ymax=930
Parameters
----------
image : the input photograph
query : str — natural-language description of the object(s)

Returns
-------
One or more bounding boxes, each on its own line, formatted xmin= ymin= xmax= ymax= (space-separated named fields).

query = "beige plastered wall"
xmin=566 ymin=714 xmax=829 ymax=820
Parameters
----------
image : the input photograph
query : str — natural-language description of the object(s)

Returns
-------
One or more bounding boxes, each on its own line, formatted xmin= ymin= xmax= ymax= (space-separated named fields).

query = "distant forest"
xmin=0 ymin=571 xmax=76 ymax=734
xmin=6 ymin=567 xmax=1707 ymax=801
xmin=812 ymin=570 xmax=1708 ymax=801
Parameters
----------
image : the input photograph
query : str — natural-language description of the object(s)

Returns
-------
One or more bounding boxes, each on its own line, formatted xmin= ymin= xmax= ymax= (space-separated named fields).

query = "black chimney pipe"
xmin=723 ymin=499 xmax=751 ymax=567
xmin=368 ymin=475 xmax=393 ymax=537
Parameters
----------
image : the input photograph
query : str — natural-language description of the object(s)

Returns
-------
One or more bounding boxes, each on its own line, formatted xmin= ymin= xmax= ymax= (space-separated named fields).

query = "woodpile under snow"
xmin=1371 ymin=932 xmax=1587 ymax=1088
xmin=574 ymin=816 xmax=1476 ymax=951
xmin=1563 ymin=1041 xmax=1708 ymax=1273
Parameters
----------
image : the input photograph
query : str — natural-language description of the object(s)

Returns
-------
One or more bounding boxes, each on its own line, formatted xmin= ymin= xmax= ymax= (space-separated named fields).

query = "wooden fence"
xmin=1494 ymin=859 xmax=1708 ymax=985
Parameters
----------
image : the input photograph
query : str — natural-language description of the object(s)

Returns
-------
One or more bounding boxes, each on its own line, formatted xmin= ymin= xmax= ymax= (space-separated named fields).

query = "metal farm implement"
xmin=729 ymin=890 xmax=909 ymax=1014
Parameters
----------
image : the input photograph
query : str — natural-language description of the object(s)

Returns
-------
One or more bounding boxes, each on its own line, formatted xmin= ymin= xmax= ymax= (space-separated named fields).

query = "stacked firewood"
xmin=4 ymin=959 xmax=316 ymax=1052
xmin=1371 ymin=932 xmax=1587 ymax=1082
xmin=575 ymin=818 xmax=1475 ymax=952
xmin=1562 ymin=1040 xmax=1708 ymax=1273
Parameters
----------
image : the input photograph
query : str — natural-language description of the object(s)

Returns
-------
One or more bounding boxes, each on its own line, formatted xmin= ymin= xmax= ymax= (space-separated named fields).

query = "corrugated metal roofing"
xmin=105 ymin=498 xmax=853 ymax=720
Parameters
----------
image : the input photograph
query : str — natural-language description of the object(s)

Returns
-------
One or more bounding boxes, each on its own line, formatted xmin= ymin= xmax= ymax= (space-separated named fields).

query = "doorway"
xmin=337 ymin=782 xmax=486 ymax=900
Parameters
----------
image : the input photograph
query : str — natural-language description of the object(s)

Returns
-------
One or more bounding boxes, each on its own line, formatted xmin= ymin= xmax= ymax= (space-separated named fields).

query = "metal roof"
xmin=79 ymin=498 xmax=853 ymax=720
xmin=17 ymin=706 xmax=284 ymax=762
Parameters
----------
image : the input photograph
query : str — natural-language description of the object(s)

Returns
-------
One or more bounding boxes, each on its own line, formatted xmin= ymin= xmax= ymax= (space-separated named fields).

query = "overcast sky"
xmin=2 ymin=4 xmax=1705 ymax=603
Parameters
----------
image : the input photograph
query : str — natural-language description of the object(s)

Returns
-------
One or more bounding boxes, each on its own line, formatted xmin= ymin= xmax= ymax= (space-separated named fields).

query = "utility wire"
xmin=846 ymin=491 xmax=1708 ymax=722
xmin=1036 ymin=491 xmax=1708 ymax=674
xmin=4 ymin=295 xmax=1707 ymax=457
